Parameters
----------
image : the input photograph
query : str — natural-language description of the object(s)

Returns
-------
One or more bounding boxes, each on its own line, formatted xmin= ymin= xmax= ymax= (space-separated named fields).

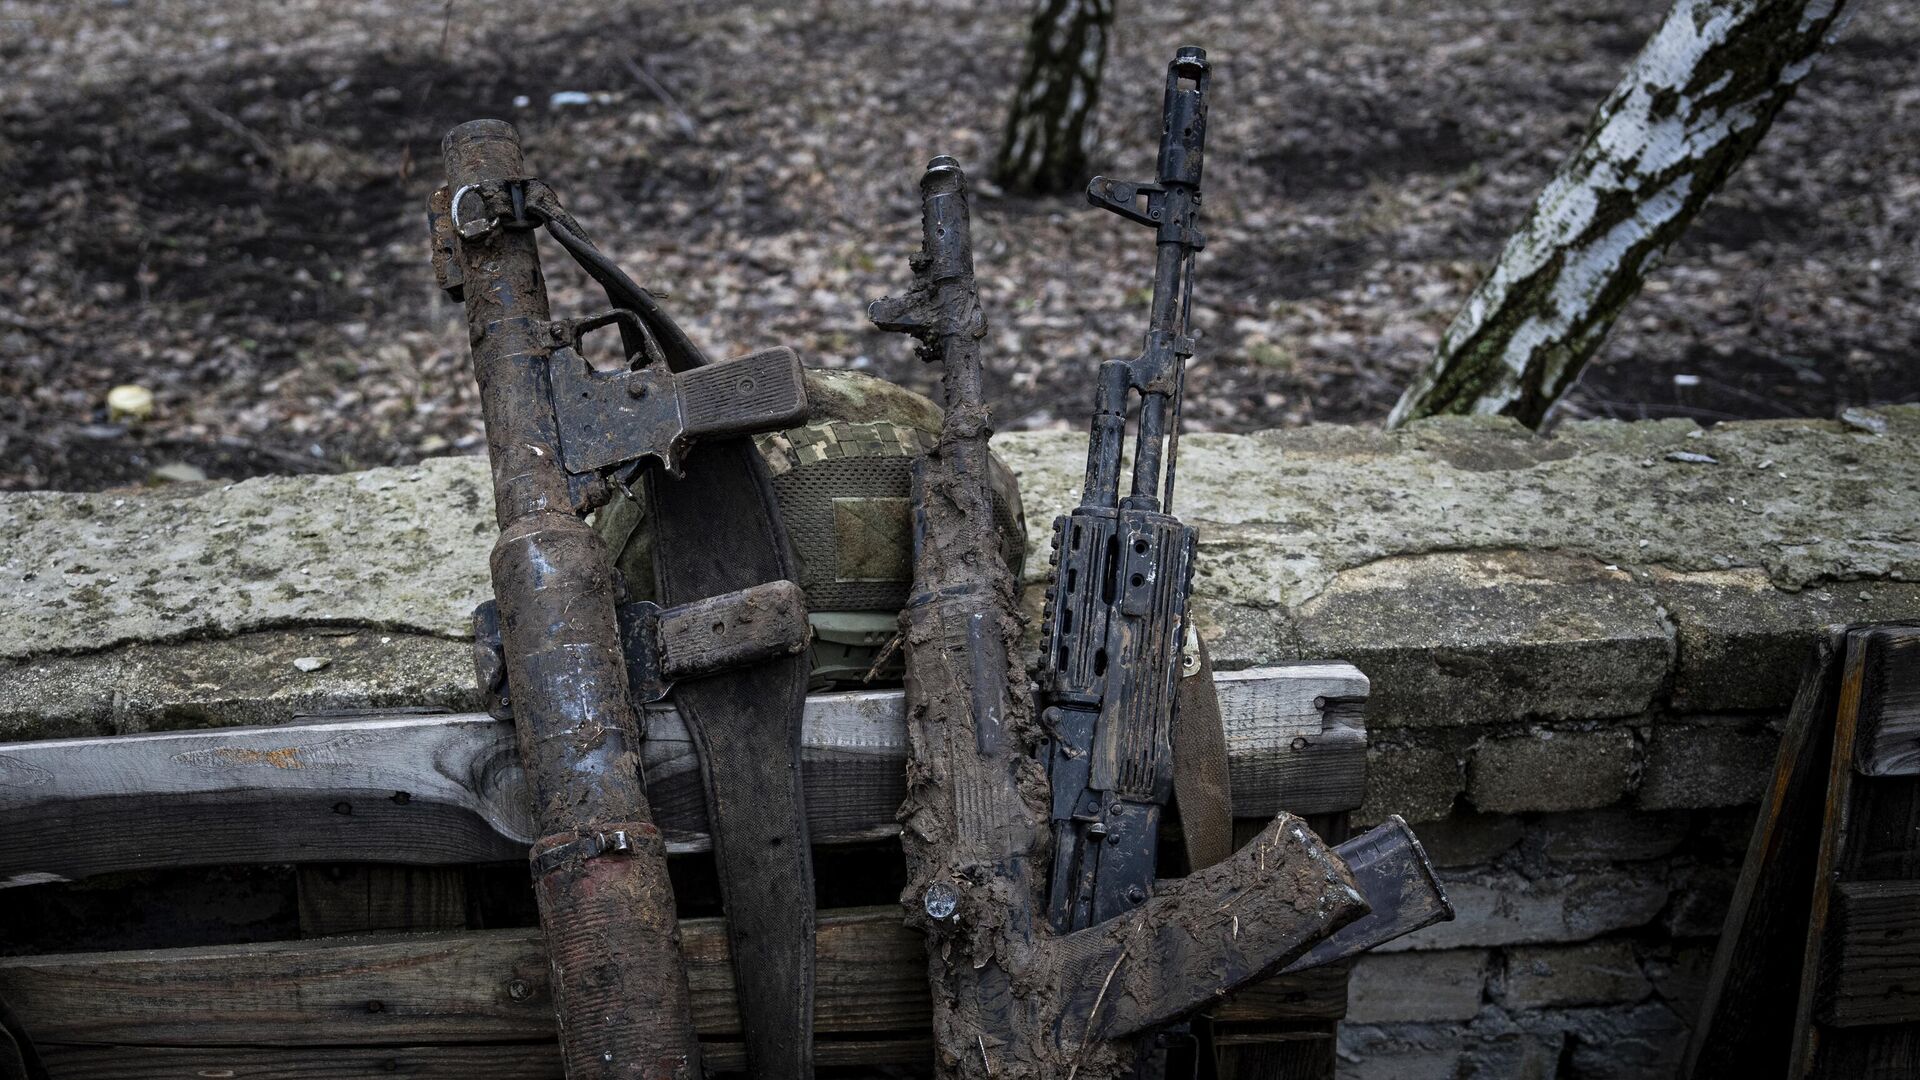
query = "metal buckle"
xmin=530 ymin=827 xmax=641 ymax=877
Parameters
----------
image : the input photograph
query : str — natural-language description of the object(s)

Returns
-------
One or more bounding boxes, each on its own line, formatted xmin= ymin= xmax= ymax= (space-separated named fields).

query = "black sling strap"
xmin=536 ymin=190 xmax=818 ymax=1078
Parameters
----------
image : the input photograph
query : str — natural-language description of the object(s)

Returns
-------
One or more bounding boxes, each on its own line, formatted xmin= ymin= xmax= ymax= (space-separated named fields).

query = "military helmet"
xmin=597 ymin=368 xmax=1026 ymax=686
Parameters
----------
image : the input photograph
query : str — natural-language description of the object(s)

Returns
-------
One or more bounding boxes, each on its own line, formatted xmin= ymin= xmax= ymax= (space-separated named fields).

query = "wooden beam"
xmin=0 ymin=665 xmax=1367 ymax=886
xmin=1824 ymin=880 xmax=1920 ymax=1027
xmin=1854 ymin=629 xmax=1920 ymax=777
xmin=296 ymin=865 xmax=469 ymax=938
xmin=1681 ymin=630 xmax=1846 ymax=1079
xmin=0 ymin=908 xmax=1343 ymax=1060
xmin=35 ymin=1038 xmax=931 ymax=1078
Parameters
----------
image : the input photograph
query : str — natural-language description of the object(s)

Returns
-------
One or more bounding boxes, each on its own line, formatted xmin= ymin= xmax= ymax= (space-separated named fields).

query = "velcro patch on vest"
xmin=832 ymin=496 xmax=911 ymax=582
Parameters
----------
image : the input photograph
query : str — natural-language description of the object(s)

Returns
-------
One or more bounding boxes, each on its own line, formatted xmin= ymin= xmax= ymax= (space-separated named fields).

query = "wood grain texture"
xmin=296 ymin=865 xmax=469 ymax=938
xmin=34 ymin=1039 xmax=932 ymax=1078
xmin=1825 ymin=880 xmax=1920 ymax=1027
xmin=30 ymin=1037 xmax=929 ymax=1076
xmin=0 ymin=665 xmax=1367 ymax=886
xmin=1854 ymin=629 xmax=1920 ymax=777
xmin=1681 ymin=630 xmax=1844 ymax=1080
xmin=0 ymin=907 xmax=1341 ymax=1052
xmin=1792 ymin=626 xmax=1920 ymax=1078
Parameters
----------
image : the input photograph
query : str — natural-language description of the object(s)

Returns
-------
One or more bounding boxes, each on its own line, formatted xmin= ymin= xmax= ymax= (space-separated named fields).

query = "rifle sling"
xmin=644 ymin=412 xmax=816 ymax=1080
xmin=549 ymin=198 xmax=816 ymax=1077
xmin=1172 ymin=635 xmax=1234 ymax=874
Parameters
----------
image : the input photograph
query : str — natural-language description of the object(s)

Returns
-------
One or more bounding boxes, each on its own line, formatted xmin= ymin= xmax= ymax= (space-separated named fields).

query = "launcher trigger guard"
xmin=551 ymin=308 xmax=666 ymax=369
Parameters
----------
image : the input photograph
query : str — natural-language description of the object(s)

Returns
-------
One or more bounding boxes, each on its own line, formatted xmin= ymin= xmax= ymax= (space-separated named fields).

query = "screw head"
xmin=1125 ymin=885 xmax=1147 ymax=905
xmin=507 ymin=978 xmax=533 ymax=1002
xmin=923 ymin=881 xmax=959 ymax=921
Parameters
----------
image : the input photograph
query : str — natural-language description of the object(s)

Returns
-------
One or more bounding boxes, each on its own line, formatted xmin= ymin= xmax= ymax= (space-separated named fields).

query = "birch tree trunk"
xmin=993 ymin=0 xmax=1114 ymax=195
xmin=1387 ymin=0 xmax=1852 ymax=429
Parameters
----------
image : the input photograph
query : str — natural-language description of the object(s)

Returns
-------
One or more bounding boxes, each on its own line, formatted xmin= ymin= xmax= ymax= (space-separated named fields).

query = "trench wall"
xmin=4 ymin=408 xmax=1919 ymax=1077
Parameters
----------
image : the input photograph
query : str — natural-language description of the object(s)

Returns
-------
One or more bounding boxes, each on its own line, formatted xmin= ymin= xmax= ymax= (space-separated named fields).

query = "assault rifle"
xmin=1038 ymin=45 xmax=1211 ymax=933
xmin=874 ymin=148 xmax=1400 ymax=1079
xmin=1032 ymin=47 xmax=1458 ymax=1071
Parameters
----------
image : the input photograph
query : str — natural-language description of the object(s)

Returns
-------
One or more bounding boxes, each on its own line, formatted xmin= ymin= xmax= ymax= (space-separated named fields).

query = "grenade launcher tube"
xmin=444 ymin=119 xmax=701 ymax=1079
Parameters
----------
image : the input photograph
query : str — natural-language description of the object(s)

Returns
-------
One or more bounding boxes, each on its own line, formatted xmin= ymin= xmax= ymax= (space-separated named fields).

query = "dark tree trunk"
xmin=994 ymin=0 xmax=1114 ymax=195
xmin=1388 ymin=0 xmax=1852 ymax=429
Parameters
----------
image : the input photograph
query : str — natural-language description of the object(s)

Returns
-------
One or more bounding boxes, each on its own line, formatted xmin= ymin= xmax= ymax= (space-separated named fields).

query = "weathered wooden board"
xmin=1791 ymin=626 xmax=1920 ymax=1078
xmin=0 ymin=908 xmax=1343 ymax=1059
xmin=296 ymin=865 xmax=469 ymax=938
xmin=1854 ymin=629 xmax=1920 ymax=777
xmin=1682 ymin=630 xmax=1845 ymax=1080
xmin=1825 ymin=879 xmax=1920 ymax=1027
xmin=0 ymin=665 xmax=1367 ymax=886
xmin=34 ymin=1038 xmax=931 ymax=1077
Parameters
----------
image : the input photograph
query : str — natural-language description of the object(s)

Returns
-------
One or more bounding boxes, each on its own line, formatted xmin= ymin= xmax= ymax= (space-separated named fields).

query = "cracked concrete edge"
xmin=0 ymin=629 xmax=480 ymax=742
xmin=0 ymin=456 xmax=493 ymax=661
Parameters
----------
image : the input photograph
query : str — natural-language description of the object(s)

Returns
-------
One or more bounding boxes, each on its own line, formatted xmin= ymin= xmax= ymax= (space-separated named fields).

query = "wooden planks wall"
xmin=0 ymin=664 xmax=1370 ymax=1076
xmin=0 ymin=908 xmax=1345 ymax=1075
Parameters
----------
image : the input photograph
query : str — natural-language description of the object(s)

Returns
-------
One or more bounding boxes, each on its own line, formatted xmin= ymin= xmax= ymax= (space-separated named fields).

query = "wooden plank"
xmin=1789 ymin=628 xmax=1868 ymax=1075
xmin=0 ymin=665 xmax=1368 ymax=886
xmin=0 ymin=712 xmax=530 ymax=888
xmin=36 ymin=1037 xmax=932 ymax=1077
xmin=296 ymin=865 xmax=469 ymax=938
xmin=0 ymin=908 xmax=1341 ymax=1053
xmin=36 ymin=1043 xmax=568 ymax=1079
xmin=1824 ymin=880 xmax=1920 ymax=1027
xmin=0 ymin=908 xmax=927 ymax=1046
xmin=1796 ymin=627 xmax=1920 ymax=1078
xmin=1855 ymin=628 xmax=1920 ymax=777
xmin=1219 ymin=665 xmax=1368 ymax=818
xmin=1681 ymin=630 xmax=1844 ymax=1080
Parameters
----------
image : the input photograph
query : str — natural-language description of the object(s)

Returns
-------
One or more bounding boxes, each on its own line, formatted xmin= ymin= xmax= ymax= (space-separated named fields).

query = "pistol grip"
xmin=679 ymin=347 xmax=809 ymax=442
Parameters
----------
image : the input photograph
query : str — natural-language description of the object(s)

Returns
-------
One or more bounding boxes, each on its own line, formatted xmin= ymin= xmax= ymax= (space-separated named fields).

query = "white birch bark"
xmin=994 ymin=0 xmax=1114 ymax=195
xmin=1388 ymin=0 xmax=1852 ymax=429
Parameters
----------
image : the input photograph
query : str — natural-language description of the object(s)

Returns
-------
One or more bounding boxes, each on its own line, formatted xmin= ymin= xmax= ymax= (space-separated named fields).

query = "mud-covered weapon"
xmin=874 ymin=154 xmax=1372 ymax=1080
xmin=430 ymin=119 xmax=815 ymax=1079
xmin=1038 ymin=45 xmax=1210 ymax=934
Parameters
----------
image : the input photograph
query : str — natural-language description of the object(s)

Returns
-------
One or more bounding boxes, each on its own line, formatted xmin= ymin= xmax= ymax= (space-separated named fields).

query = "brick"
xmin=1637 ymin=721 xmax=1779 ymax=810
xmin=1468 ymin=728 xmax=1637 ymax=813
xmin=1380 ymin=869 xmax=1669 ymax=951
xmin=1348 ymin=950 xmax=1488 ymax=1023
xmin=1642 ymin=944 xmax=1716 ymax=1024
xmin=1502 ymin=941 xmax=1652 ymax=1009
xmin=1356 ymin=742 xmax=1463 ymax=826
xmin=1532 ymin=807 xmax=1688 ymax=864
xmin=1413 ymin=812 xmax=1525 ymax=868
xmin=1334 ymin=1040 xmax=1457 ymax=1080
xmin=1662 ymin=864 xmax=1739 ymax=938
xmin=1559 ymin=1003 xmax=1689 ymax=1078
xmin=1654 ymin=568 xmax=1920 ymax=712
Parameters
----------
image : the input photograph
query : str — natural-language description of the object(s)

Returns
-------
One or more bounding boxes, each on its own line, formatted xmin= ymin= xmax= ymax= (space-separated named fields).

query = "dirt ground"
xmin=1 ymin=0 xmax=1915 ymax=491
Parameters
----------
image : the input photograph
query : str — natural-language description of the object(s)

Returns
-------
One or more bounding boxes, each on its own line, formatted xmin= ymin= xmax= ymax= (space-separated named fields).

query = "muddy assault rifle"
xmin=873 ymin=137 xmax=1443 ymax=1080
xmin=1038 ymin=48 xmax=1455 ymax=970
xmin=430 ymin=121 xmax=817 ymax=1078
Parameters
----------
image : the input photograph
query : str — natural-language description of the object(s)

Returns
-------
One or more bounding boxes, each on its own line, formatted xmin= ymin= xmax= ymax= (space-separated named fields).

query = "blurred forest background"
xmin=0 ymin=0 xmax=1913 ymax=491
